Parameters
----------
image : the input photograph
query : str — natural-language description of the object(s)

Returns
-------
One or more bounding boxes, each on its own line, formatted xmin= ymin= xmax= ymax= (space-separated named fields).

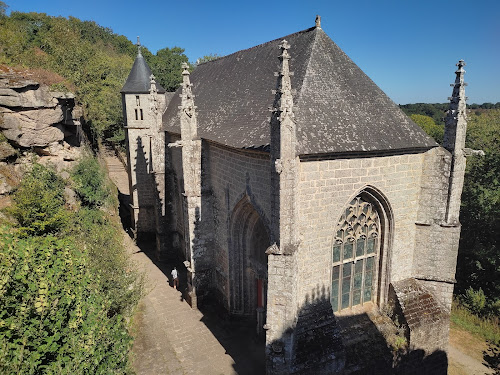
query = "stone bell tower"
xmin=121 ymin=37 xmax=167 ymax=251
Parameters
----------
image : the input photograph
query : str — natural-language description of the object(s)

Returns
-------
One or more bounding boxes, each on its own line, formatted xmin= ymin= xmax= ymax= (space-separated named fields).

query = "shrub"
xmin=7 ymin=163 xmax=67 ymax=236
xmin=0 ymin=227 xmax=133 ymax=374
xmin=70 ymin=208 xmax=142 ymax=316
xmin=462 ymin=287 xmax=487 ymax=316
xmin=71 ymin=156 xmax=111 ymax=208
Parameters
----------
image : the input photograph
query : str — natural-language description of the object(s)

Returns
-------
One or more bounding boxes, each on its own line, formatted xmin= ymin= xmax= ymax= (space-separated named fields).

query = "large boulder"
xmin=0 ymin=71 xmax=81 ymax=148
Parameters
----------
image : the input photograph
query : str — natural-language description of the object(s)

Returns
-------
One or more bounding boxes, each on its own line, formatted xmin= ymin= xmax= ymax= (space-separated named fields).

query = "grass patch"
xmin=451 ymin=299 xmax=500 ymax=346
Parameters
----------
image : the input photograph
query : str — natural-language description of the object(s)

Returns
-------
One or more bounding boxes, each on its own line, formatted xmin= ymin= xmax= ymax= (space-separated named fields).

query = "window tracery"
xmin=331 ymin=196 xmax=380 ymax=312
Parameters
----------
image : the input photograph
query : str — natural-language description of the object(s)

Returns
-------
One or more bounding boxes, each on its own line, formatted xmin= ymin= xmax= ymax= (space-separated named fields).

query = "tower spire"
xmin=136 ymin=36 xmax=142 ymax=57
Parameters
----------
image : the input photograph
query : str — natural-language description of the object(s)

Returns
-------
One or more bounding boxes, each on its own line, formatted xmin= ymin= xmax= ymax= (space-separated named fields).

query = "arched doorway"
xmin=330 ymin=189 xmax=392 ymax=312
xmin=229 ymin=197 xmax=270 ymax=324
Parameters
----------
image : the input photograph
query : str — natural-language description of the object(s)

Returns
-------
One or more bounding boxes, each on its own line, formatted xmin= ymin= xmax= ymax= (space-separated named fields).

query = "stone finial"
xmin=136 ymin=36 xmax=142 ymax=56
xmin=315 ymin=15 xmax=321 ymax=28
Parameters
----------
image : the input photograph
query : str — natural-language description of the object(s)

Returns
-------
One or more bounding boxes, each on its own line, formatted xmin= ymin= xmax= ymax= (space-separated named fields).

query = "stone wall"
xmin=206 ymin=142 xmax=272 ymax=313
xmin=165 ymin=133 xmax=186 ymax=257
xmin=296 ymin=151 xmax=426 ymax=310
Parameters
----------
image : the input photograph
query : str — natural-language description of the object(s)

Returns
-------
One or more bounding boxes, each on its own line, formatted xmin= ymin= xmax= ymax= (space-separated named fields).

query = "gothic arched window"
xmin=331 ymin=195 xmax=380 ymax=312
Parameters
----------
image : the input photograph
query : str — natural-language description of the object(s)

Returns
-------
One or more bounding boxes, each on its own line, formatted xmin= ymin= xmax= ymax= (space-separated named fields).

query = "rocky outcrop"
xmin=0 ymin=71 xmax=82 ymax=148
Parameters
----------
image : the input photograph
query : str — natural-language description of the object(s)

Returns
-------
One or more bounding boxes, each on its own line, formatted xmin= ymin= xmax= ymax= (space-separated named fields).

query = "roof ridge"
xmin=196 ymin=26 xmax=318 ymax=67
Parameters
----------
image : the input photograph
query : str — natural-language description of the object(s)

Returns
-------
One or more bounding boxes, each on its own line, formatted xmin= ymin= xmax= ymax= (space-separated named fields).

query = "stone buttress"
xmin=394 ymin=61 xmax=483 ymax=362
xmin=266 ymin=40 xmax=300 ymax=374
xmin=168 ymin=63 xmax=205 ymax=308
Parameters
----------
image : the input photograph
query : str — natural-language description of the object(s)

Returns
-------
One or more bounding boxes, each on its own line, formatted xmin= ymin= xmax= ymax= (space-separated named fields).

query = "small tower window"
xmin=136 ymin=95 xmax=140 ymax=106
xmin=140 ymin=109 xmax=144 ymax=120
xmin=135 ymin=109 xmax=138 ymax=120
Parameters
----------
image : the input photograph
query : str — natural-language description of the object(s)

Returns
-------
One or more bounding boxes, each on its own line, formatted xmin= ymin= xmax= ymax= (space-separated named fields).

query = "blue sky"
xmin=7 ymin=0 xmax=500 ymax=104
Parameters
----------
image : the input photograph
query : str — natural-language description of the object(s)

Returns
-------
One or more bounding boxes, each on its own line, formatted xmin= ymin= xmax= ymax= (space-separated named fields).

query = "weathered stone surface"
xmin=0 ymin=72 xmax=80 ymax=149
xmin=0 ymin=140 xmax=16 ymax=160
xmin=1 ymin=108 xmax=65 ymax=147
xmin=0 ymin=85 xmax=58 ymax=108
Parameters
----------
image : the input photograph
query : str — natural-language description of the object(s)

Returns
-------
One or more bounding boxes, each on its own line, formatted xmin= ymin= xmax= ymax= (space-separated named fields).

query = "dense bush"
xmin=0 ymin=229 xmax=133 ymax=374
xmin=71 ymin=156 xmax=111 ymax=208
xmin=7 ymin=163 xmax=67 ymax=236
xmin=0 ymin=153 xmax=142 ymax=373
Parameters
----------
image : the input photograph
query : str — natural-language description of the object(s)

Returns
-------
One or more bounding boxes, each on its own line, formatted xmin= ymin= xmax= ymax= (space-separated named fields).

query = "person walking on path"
xmin=171 ymin=267 xmax=179 ymax=290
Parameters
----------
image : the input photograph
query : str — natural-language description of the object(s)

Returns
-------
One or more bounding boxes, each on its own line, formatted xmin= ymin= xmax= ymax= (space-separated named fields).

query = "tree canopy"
xmin=0 ymin=11 xmax=189 ymax=139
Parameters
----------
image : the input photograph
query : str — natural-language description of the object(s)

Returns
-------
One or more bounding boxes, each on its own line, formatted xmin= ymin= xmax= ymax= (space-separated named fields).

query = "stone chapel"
xmin=121 ymin=17 xmax=474 ymax=374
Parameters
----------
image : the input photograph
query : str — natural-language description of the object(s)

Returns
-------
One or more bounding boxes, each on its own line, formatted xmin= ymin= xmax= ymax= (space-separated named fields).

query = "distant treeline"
xmin=399 ymin=102 xmax=500 ymax=125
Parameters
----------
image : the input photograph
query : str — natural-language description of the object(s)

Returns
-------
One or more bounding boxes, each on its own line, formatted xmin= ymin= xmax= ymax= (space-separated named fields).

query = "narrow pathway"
xmin=102 ymin=148 xmax=240 ymax=375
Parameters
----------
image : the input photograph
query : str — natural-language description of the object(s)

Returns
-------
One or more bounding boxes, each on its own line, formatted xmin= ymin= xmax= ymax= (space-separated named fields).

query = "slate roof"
xmin=162 ymin=26 xmax=437 ymax=155
xmin=122 ymin=53 xmax=165 ymax=94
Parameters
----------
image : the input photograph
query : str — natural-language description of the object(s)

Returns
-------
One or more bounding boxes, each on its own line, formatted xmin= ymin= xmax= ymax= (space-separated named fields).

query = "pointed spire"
xmin=443 ymin=60 xmax=467 ymax=152
xmin=315 ymin=15 xmax=321 ymax=28
xmin=136 ymin=36 xmax=142 ymax=57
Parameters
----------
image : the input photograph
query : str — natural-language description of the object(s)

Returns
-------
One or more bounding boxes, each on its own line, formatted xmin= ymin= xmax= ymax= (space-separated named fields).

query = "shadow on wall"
xmin=267 ymin=284 xmax=449 ymax=375
xmin=133 ymin=136 xmax=158 ymax=238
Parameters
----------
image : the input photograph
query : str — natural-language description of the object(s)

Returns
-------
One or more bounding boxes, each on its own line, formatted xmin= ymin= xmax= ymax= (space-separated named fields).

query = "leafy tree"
xmin=400 ymin=103 xmax=448 ymax=125
xmin=148 ymin=46 xmax=190 ymax=91
xmin=409 ymin=114 xmax=444 ymax=143
xmin=0 ymin=11 xmax=188 ymax=138
xmin=196 ymin=53 xmax=222 ymax=65
xmin=456 ymin=109 xmax=500 ymax=313
xmin=0 ymin=1 xmax=7 ymax=18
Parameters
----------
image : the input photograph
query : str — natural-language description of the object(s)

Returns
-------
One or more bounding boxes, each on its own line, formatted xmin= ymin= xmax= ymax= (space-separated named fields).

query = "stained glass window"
xmin=331 ymin=195 xmax=380 ymax=312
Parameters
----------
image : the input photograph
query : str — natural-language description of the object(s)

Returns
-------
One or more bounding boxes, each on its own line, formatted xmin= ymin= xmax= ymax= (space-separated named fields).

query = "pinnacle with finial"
xmin=315 ymin=15 xmax=321 ymax=28
xmin=136 ymin=36 xmax=142 ymax=56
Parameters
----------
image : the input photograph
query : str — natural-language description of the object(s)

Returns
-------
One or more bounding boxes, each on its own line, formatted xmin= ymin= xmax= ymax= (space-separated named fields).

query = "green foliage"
xmin=409 ymin=114 xmax=444 ymax=143
xmin=0 ymin=228 xmax=133 ymax=374
xmin=400 ymin=103 xmax=448 ymax=125
xmin=69 ymin=208 xmax=143 ymax=317
xmin=147 ymin=46 xmax=190 ymax=91
xmin=462 ymin=288 xmax=487 ymax=316
xmin=456 ymin=109 xmax=500 ymax=309
xmin=196 ymin=53 xmax=222 ymax=65
xmin=451 ymin=299 xmax=500 ymax=346
xmin=0 ymin=2 xmax=7 ymax=18
xmin=0 ymin=153 xmax=142 ymax=373
xmin=7 ymin=163 xmax=67 ymax=236
xmin=71 ymin=155 xmax=111 ymax=208
xmin=0 ymin=11 xmax=187 ymax=139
